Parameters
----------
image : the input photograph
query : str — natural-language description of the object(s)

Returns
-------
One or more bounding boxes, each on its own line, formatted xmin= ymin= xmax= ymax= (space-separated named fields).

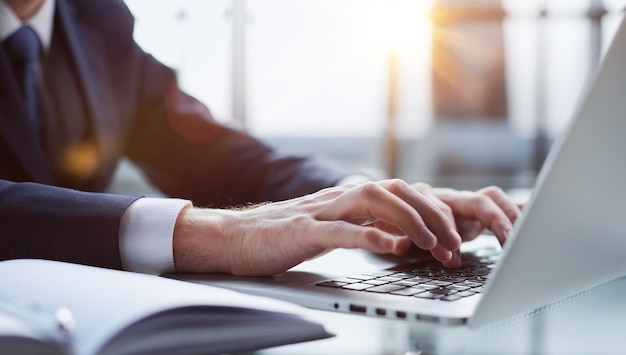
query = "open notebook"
xmin=172 ymin=14 xmax=626 ymax=329
xmin=0 ymin=259 xmax=332 ymax=355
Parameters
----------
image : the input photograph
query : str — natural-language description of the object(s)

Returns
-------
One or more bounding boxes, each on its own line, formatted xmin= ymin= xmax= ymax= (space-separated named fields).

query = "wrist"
xmin=172 ymin=206 xmax=236 ymax=274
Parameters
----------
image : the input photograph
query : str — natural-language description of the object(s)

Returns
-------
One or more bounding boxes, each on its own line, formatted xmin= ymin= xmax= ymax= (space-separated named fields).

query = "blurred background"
xmin=111 ymin=0 xmax=626 ymax=196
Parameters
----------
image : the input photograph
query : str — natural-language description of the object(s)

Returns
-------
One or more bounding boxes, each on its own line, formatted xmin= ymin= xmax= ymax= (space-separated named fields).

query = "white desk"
xmin=258 ymin=275 xmax=626 ymax=354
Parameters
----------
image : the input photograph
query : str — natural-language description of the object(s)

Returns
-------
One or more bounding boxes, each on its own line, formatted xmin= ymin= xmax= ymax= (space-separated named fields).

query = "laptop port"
xmin=349 ymin=304 xmax=367 ymax=313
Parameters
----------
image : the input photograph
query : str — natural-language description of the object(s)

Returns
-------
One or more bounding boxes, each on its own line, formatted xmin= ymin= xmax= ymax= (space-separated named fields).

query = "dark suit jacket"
xmin=0 ymin=0 xmax=349 ymax=269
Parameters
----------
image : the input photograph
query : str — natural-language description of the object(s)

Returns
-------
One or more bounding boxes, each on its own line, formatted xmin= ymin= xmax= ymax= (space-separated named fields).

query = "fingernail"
xmin=442 ymin=252 xmax=461 ymax=269
xmin=450 ymin=252 xmax=462 ymax=268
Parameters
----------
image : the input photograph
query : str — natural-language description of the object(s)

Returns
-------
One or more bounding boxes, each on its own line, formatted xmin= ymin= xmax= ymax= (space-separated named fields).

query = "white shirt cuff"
xmin=119 ymin=197 xmax=192 ymax=275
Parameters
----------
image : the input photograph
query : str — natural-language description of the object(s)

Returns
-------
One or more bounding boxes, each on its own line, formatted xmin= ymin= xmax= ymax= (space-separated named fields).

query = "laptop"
xmin=170 ymin=15 xmax=626 ymax=329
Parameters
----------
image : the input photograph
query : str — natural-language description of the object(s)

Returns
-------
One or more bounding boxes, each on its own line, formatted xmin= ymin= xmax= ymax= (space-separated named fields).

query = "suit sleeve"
xmin=125 ymin=54 xmax=353 ymax=208
xmin=0 ymin=179 xmax=139 ymax=269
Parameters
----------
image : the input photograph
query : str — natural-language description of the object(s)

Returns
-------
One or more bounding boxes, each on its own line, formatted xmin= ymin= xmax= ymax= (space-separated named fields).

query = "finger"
xmin=413 ymin=183 xmax=463 ymax=242
xmin=369 ymin=220 xmax=405 ymax=236
xmin=478 ymin=186 xmax=522 ymax=224
xmin=322 ymin=181 xmax=438 ymax=250
xmin=429 ymin=244 xmax=453 ymax=263
xmin=413 ymin=183 xmax=457 ymax=226
xmin=379 ymin=180 xmax=461 ymax=251
xmin=455 ymin=218 xmax=485 ymax=242
xmin=361 ymin=221 xmax=412 ymax=255
xmin=314 ymin=220 xmax=403 ymax=254
xmin=435 ymin=188 xmax=514 ymax=246
xmin=391 ymin=235 xmax=413 ymax=255
xmin=441 ymin=250 xmax=462 ymax=269
xmin=467 ymin=197 xmax=512 ymax=246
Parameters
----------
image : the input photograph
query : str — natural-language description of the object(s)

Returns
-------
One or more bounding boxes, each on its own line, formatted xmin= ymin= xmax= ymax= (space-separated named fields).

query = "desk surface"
xmin=257 ymin=275 xmax=626 ymax=354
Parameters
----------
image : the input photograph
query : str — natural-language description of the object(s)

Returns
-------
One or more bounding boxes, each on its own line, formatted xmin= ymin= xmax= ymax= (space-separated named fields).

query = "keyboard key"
xmin=445 ymin=285 xmax=471 ymax=292
xmin=427 ymin=281 xmax=453 ymax=287
xmin=331 ymin=277 xmax=360 ymax=284
xmin=471 ymin=286 xmax=486 ymax=293
xmin=342 ymin=283 xmax=375 ymax=291
xmin=414 ymin=292 xmax=444 ymax=299
xmin=455 ymin=281 xmax=483 ymax=288
xmin=362 ymin=270 xmax=396 ymax=277
xmin=377 ymin=276 xmax=407 ymax=282
xmin=455 ymin=291 xmax=477 ymax=298
xmin=390 ymin=272 xmax=417 ymax=279
xmin=365 ymin=284 xmax=407 ymax=293
xmin=390 ymin=288 xmax=426 ymax=296
xmin=363 ymin=279 xmax=390 ymax=286
xmin=410 ymin=270 xmax=436 ymax=277
xmin=405 ymin=277 xmax=433 ymax=283
xmin=440 ymin=295 xmax=462 ymax=302
xmin=345 ymin=274 xmax=377 ymax=281
xmin=316 ymin=281 xmax=347 ymax=288
xmin=426 ymin=288 xmax=457 ymax=295
xmin=472 ymin=268 xmax=491 ymax=277
xmin=434 ymin=276 xmax=467 ymax=283
xmin=392 ymin=280 xmax=420 ymax=287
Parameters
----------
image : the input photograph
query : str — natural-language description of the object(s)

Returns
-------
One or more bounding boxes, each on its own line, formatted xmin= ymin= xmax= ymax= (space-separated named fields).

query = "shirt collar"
xmin=0 ymin=0 xmax=56 ymax=51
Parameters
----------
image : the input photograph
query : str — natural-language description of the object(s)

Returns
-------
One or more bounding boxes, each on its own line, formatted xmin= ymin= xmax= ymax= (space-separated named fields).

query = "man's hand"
xmin=411 ymin=183 xmax=522 ymax=268
xmin=173 ymin=180 xmax=521 ymax=276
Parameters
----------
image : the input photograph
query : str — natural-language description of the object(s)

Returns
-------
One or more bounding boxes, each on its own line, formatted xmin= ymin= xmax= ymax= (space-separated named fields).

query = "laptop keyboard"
xmin=316 ymin=247 xmax=501 ymax=301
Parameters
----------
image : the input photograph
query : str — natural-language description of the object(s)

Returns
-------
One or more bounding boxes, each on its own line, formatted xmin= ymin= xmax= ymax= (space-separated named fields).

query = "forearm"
xmin=0 ymin=180 xmax=137 ymax=268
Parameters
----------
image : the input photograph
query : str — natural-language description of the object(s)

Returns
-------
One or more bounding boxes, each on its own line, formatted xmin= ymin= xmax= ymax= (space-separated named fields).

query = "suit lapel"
xmin=0 ymin=47 xmax=54 ymax=183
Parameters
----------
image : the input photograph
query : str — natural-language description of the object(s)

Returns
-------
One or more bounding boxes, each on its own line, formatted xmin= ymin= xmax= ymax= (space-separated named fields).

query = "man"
xmin=0 ymin=0 xmax=521 ymax=276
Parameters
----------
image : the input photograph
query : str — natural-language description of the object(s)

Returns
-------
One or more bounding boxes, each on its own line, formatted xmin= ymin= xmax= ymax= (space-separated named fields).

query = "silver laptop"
xmin=171 ymin=15 xmax=626 ymax=329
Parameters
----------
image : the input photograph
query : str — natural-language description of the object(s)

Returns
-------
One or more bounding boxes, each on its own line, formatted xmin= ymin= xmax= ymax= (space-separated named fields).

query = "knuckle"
xmin=477 ymin=205 xmax=501 ymax=222
xmin=472 ymin=194 xmax=492 ymax=207
xmin=359 ymin=181 xmax=381 ymax=198
xmin=480 ymin=185 xmax=504 ymax=197
xmin=484 ymin=209 xmax=501 ymax=221
xmin=291 ymin=214 xmax=312 ymax=225
xmin=385 ymin=179 xmax=410 ymax=194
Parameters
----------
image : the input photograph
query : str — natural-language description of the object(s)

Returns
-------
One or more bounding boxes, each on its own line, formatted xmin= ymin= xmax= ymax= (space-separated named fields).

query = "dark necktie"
xmin=4 ymin=26 xmax=42 ymax=133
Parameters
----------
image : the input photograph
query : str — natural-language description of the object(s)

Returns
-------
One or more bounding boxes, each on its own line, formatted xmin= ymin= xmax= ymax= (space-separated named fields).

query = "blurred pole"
xmin=532 ymin=4 xmax=549 ymax=175
xmin=588 ymin=0 xmax=606 ymax=78
xmin=386 ymin=46 xmax=400 ymax=178
xmin=533 ymin=0 xmax=607 ymax=175
xmin=232 ymin=0 xmax=247 ymax=128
